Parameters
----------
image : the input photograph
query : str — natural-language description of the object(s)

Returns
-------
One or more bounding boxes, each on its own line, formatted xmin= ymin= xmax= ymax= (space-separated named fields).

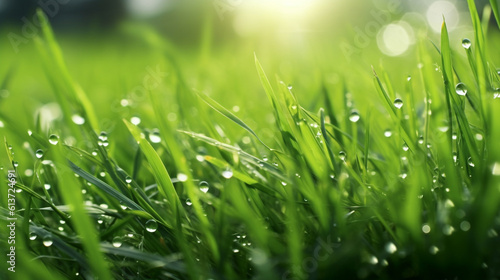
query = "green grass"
xmin=2 ymin=2 xmax=500 ymax=279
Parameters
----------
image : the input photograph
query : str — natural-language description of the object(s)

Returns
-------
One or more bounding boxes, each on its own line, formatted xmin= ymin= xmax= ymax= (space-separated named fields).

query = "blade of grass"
xmin=491 ymin=0 xmax=500 ymax=28
xmin=441 ymin=19 xmax=480 ymax=164
xmin=69 ymin=161 xmax=145 ymax=212
xmin=196 ymin=90 xmax=272 ymax=150
xmin=123 ymin=120 xmax=181 ymax=216
xmin=50 ymin=143 xmax=113 ymax=280
xmin=36 ymin=9 xmax=99 ymax=130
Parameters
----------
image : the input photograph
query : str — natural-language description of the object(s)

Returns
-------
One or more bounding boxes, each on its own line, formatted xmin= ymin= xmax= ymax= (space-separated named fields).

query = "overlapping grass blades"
xmin=3 ymin=1 xmax=500 ymax=279
xmin=50 ymin=143 xmax=112 ymax=280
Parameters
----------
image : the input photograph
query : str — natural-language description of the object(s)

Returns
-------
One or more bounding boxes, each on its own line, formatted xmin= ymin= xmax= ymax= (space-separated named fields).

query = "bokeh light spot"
xmin=377 ymin=22 xmax=413 ymax=56
xmin=426 ymin=1 xmax=459 ymax=33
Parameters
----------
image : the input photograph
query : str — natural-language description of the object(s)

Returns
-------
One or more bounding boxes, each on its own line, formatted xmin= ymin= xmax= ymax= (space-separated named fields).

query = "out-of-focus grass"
xmin=1 ymin=2 xmax=500 ymax=279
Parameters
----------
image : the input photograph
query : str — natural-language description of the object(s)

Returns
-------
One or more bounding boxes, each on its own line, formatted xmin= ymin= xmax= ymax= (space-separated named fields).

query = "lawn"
xmin=1 ymin=1 xmax=500 ymax=279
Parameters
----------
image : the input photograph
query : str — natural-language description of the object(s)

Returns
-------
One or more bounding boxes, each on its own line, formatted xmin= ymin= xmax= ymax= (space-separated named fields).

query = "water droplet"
xmin=29 ymin=232 xmax=37 ymax=240
xmin=492 ymin=162 xmax=500 ymax=176
xmin=402 ymin=143 xmax=409 ymax=151
xmin=112 ymin=236 xmax=123 ymax=247
xmin=222 ymin=168 xmax=233 ymax=179
xmin=338 ymin=151 xmax=346 ymax=161
xmin=177 ymin=173 xmax=188 ymax=182
xmin=407 ymin=76 xmax=412 ymax=81
xmin=455 ymin=83 xmax=467 ymax=96
xmin=393 ymin=98 xmax=403 ymax=109
xmin=43 ymin=235 xmax=53 ymax=247
xmin=35 ymin=149 xmax=44 ymax=159
xmin=199 ymin=181 xmax=209 ymax=193
xmin=233 ymin=249 xmax=240 ymax=253
xmin=47 ymin=134 xmax=59 ymax=145
xmin=384 ymin=129 xmax=392 ymax=137
xmin=281 ymin=181 xmax=287 ymax=186
xmin=467 ymin=157 xmax=475 ymax=167
xmin=194 ymin=155 xmax=205 ymax=162
xmin=71 ymin=114 xmax=85 ymax=125
xmin=130 ymin=116 xmax=141 ymax=125
xmin=385 ymin=242 xmax=397 ymax=254
xmin=44 ymin=184 xmax=51 ymax=190
xmin=185 ymin=198 xmax=193 ymax=206
xmin=422 ymin=224 xmax=431 ymax=234
xmin=418 ymin=136 xmax=424 ymax=144
xmin=462 ymin=38 xmax=471 ymax=49
xmin=452 ymin=132 xmax=457 ymax=140
xmin=145 ymin=219 xmax=158 ymax=232
xmin=99 ymin=131 xmax=108 ymax=141
xmin=438 ymin=126 xmax=449 ymax=132
xmin=125 ymin=176 xmax=132 ymax=184
xmin=149 ymin=130 xmax=161 ymax=143
xmin=97 ymin=132 xmax=108 ymax=146
xmin=349 ymin=111 xmax=360 ymax=123
xmin=13 ymin=161 xmax=19 ymax=168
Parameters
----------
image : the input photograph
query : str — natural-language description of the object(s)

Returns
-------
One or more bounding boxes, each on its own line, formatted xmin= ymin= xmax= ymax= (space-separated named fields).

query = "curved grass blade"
xmin=441 ymin=20 xmax=480 ymax=163
xmin=179 ymin=130 xmax=288 ymax=183
xmin=320 ymin=109 xmax=337 ymax=171
xmin=491 ymin=0 xmax=500 ymax=29
xmin=255 ymin=54 xmax=280 ymax=118
xmin=123 ymin=120 xmax=182 ymax=217
xmin=29 ymin=225 xmax=91 ymax=272
xmin=36 ymin=9 xmax=99 ymax=130
xmin=372 ymin=67 xmax=416 ymax=152
xmin=196 ymin=90 xmax=272 ymax=150
xmin=203 ymin=155 xmax=285 ymax=198
xmin=15 ymin=182 xmax=69 ymax=221
xmin=52 ymin=144 xmax=113 ymax=280
xmin=101 ymin=244 xmax=185 ymax=272
xmin=69 ymin=161 xmax=145 ymax=212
